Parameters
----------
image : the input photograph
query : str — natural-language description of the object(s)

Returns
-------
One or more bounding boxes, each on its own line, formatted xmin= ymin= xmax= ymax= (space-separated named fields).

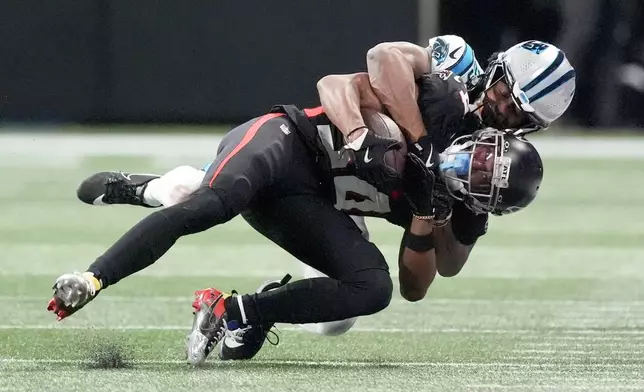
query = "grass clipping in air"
xmin=80 ymin=332 xmax=134 ymax=369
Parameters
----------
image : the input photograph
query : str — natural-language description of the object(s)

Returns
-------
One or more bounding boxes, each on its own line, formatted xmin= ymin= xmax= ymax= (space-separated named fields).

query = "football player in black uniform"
xmin=47 ymin=61 xmax=545 ymax=365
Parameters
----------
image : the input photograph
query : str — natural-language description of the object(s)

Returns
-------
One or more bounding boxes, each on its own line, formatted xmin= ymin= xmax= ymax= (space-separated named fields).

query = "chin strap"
xmin=512 ymin=126 xmax=544 ymax=136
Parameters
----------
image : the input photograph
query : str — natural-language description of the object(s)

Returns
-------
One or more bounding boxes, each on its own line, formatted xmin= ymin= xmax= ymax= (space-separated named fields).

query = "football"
xmin=360 ymin=109 xmax=408 ymax=173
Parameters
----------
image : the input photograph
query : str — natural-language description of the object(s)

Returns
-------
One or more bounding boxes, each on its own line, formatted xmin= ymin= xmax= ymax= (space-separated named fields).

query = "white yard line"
xmin=512 ymin=349 xmax=644 ymax=355
xmin=513 ymin=349 xmax=595 ymax=355
xmin=2 ymin=324 xmax=644 ymax=336
xmin=519 ymin=341 xmax=644 ymax=347
xmin=521 ymin=335 xmax=644 ymax=341
xmin=467 ymin=385 xmax=643 ymax=390
xmin=0 ymin=357 xmax=641 ymax=369
xmin=504 ymin=355 xmax=644 ymax=362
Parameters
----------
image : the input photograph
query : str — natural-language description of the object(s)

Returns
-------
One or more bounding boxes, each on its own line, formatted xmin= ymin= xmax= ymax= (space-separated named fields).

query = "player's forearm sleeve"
xmin=87 ymin=187 xmax=228 ymax=288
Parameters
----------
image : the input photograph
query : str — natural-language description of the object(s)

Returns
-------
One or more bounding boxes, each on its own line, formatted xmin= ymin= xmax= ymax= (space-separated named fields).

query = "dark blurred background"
xmin=1 ymin=0 xmax=643 ymax=128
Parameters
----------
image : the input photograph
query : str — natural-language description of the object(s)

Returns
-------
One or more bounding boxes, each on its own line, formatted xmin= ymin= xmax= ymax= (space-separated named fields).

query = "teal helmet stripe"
xmin=448 ymin=44 xmax=475 ymax=76
xmin=527 ymin=69 xmax=576 ymax=102
xmin=521 ymin=50 xmax=565 ymax=93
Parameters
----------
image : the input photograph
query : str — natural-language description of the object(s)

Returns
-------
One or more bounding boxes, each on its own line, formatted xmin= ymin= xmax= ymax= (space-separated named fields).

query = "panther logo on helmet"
xmin=431 ymin=38 xmax=450 ymax=67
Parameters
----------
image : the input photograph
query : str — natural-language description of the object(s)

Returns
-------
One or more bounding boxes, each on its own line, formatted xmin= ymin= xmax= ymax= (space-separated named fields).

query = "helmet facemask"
xmin=439 ymin=129 xmax=512 ymax=215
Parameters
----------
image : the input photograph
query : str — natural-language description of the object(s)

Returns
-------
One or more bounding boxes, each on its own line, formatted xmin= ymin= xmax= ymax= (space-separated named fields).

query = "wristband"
xmin=412 ymin=214 xmax=435 ymax=221
xmin=348 ymin=126 xmax=368 ymax=136
xmin=405 ymin=232 xmax=435 ymax=252
xmin=345 ymin=126 xmax=369 ymax=144
xmin=433 ymin=211 xmax=452 ymax=227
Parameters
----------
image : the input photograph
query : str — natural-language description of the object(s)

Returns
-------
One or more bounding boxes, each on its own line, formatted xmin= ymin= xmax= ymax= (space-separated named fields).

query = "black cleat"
xmin=76 ymin=171 xmax=160 ymax=207
xmin=218 ymin=274 xmax=292 ymax=361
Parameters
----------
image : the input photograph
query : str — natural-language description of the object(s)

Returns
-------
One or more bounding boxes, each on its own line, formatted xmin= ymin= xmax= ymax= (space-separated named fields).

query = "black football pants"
xmin=204 ymin=113 xmax=392 ymax=324
xmin=89 ymin=113 xmax=392 ymax=324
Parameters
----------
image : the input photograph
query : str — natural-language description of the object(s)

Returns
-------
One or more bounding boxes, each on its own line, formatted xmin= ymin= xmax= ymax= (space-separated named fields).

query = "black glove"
xmin=432 ymin=181 xmax=454 ymax=224
xmin=416 ymin=73 xmax=468 ymax=149
xmin=409 ymin=135 xmax=440 ymax=168
xmin=344 ymin=127 xmax=402 ymax=192
xmin=409 ymin=138 xmax=454 ymax=224
xmin=402 ymin=152 xmax=436 ymax=217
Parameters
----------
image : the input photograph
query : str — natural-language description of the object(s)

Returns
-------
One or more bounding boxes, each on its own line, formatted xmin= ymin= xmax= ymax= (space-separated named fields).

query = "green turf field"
xmin=1 ymin=134 xmax=643 ymax=391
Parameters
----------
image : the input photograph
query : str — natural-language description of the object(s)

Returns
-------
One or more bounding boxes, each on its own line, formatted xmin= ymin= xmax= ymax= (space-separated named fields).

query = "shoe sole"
xmin=53 ymin=274 xmax=90 ymax=308
xmin=186 ymin=329 xmax=210 ymax=366
xmin=185 ymin=295 xmax=227 ymax=366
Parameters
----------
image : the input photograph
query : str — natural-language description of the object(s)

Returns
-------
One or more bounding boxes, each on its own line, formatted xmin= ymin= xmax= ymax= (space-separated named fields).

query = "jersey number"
xmin=317 ymin=125 xmax=391 ymax=215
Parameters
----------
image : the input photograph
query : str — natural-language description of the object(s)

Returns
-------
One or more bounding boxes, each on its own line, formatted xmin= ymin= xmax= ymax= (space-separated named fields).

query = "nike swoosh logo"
xmin=425 ymin=145 xmax=435 ymax=167
xmin=92 ymin=194 xmax=108 ymax=206
xmin=121 ymin=172 xmax=132 ymax=181
xmin=449 ymin=46 xmax=463 ymax=60
xmin=363 ymin=148 xmax=373 ymax=163
xmin=223 ymin=336 xmax=244 ymax=349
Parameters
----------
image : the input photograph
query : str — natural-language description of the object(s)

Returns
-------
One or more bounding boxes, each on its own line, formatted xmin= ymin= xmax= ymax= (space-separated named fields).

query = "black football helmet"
xmin=438 ymin=128 xmax=543 ymax=216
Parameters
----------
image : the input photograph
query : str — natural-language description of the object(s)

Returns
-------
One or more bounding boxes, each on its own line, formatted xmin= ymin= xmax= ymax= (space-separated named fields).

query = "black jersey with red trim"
xmin=270 ymin=102 xmax=487 ymax=245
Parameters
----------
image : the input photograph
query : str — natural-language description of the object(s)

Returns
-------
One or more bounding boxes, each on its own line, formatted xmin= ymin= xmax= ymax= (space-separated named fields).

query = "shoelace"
xmin=224 ymin=325 xmax=253 ymax=341
xmin=203 ymin=307 xmax=228 ymax=355
xmin=203 ymin=289 xmax=282 ymax=350
xmin=266 ymin=327 xmax=280 ymax=346
xmin=104 ymin=177 xmax=136 ymax=203
xmin=224 ymin=323 xmax=281 ymax=346
xmin=205 ymin=331 xmax=225 ymax=356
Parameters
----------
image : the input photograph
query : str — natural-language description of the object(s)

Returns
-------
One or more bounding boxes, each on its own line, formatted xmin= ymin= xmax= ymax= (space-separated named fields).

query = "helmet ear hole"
xmin=492 ymin=133 xmax=544 ymax=216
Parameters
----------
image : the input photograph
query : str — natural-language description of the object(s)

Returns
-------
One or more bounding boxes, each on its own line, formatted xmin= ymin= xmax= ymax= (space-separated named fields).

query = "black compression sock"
xmin=224 ymin=293 xmax=264 ymax=326
xmin=223 ymin=296 xmax=241 ymax=321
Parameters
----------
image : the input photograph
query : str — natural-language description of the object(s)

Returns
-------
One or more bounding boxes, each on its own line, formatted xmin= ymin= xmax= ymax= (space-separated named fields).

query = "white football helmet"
xmin=482 ymin=40 xmax=576 ymax=131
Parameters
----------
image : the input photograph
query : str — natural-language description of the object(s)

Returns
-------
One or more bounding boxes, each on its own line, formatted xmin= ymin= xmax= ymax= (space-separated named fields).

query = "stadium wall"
xmin=0 ymin=1 xmax=417 ymax=124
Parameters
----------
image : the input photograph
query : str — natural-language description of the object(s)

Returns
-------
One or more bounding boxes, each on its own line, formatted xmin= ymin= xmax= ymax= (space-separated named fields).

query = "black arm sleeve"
xmin=416 ymin=71 xmax=468 ymax=151
xmin=449 ymin=201 xmax=488 ymax=246
xmin=87 ymin=187 xmax=229 ymax=288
